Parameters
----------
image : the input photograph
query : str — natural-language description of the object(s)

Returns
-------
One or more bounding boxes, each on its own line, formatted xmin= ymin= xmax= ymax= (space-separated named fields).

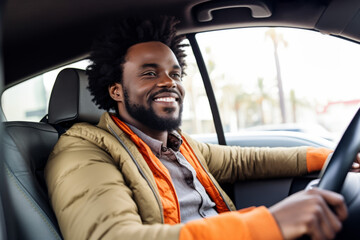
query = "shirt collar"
xmin=127 ymin=124 xmax=183 ymax=155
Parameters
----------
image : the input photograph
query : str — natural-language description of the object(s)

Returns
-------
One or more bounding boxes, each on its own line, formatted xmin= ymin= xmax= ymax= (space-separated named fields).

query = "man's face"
xmin=117 ymin=41 xmax=185 ymax=132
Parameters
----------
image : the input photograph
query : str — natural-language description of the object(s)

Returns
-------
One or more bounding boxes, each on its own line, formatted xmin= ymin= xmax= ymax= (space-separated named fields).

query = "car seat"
xmin=0 ymin=68 xmax=103 ymax=239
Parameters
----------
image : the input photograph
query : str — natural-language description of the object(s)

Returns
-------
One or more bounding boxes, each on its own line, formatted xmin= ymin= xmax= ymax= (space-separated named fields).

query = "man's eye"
xmin=171 ymin=73 xmax=182 ymax=79
xmin=143 ymin=71 xmax=157 ymax=77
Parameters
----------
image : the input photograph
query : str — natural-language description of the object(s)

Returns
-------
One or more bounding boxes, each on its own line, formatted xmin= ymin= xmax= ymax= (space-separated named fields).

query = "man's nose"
xmin=157 ymin=74 xmax=176 ymax=88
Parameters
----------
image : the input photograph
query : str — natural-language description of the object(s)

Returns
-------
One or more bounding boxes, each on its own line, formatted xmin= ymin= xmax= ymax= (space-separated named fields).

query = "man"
xmin=45 ymin=17 xmax=353 ymax=240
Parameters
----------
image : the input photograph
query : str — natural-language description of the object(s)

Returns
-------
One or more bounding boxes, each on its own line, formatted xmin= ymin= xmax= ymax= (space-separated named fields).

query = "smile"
xmin=152 ymin=90 xmax=181 ymax=103
xmin=154 ymin=97 xmax=177 ymax=102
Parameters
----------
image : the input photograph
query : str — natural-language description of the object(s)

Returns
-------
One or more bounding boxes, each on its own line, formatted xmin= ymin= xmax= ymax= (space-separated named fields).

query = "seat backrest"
xmin=0 ymin=178 xmax=7 ymax=240
xmin=0 ymin=68 xmax=104 ymax=239
xmin=1 ymin=122 xmax=62 ymax=239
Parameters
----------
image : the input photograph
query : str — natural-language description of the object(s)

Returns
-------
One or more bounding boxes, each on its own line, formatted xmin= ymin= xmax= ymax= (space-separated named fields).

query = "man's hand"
xmin=270 ymin=188 xmax=348 ymax=240
xmin=350 ymin=153 xmax=360 ymax=172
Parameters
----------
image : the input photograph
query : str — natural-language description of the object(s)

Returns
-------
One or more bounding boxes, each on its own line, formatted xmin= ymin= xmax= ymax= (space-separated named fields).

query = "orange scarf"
xmin=111 ymin=115 xmax=230 ymax=224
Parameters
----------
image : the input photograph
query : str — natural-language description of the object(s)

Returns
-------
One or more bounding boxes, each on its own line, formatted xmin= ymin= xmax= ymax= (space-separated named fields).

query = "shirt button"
xmin=185 ymin=177 xmax=193 ymax=185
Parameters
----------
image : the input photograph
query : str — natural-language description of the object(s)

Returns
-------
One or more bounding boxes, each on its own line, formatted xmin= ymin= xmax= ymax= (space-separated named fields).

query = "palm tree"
xmin=256 ymin=77 xmax=275 ymax=124
xmin=290 ymin=89 xmax=297 ymax=122
xmin=266 ymin=29 xmax=288 ymax=123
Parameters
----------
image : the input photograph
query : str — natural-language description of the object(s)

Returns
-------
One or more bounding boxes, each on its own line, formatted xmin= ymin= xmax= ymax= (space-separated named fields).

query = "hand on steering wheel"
xmin=271 ymin=108 xmax=360 ymax=240
xmin=318 ymin=108 xmax=360 ymax=192
xmin=350 ymin=153 xmax=360 ymax=172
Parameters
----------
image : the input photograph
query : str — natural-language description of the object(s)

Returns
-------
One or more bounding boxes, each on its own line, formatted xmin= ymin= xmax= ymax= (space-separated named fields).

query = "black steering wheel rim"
xmin=318 ymin=108 xmax=360 ymax=192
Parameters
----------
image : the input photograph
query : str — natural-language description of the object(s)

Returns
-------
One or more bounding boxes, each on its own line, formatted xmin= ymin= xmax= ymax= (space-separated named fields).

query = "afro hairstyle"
xmin=86 ymin=16 xmax=187 ymax=112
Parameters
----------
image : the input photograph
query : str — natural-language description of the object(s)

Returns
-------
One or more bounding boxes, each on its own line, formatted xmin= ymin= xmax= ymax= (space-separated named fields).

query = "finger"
xmin=352 ymin=162 xmax=360 ymax=169
xmin=303 ymin=189 xmax=343 ymax=239
xmin=350 ymin=162 xmax=360 ymax=172
xmin=315 ymin=189 xmax=348 ymax=221
xmin=318 ymin=196 xmax=342 ymax=238
xmin=307 ymin=214 xmax=325 ymax=240
xmin=350 ymin=166 xmax=360 ymax=173
xmin=304 ymin=191 xmax=340 ymax=239
xmin=353 ymin=153 xmax=360 ymax=164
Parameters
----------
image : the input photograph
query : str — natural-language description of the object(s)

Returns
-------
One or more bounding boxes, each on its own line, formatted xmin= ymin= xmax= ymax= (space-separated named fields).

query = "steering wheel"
xmin=318 ymin=107 xmax=360 ymax=192
xmin=300 ymin=108 xmax=360 ymax=240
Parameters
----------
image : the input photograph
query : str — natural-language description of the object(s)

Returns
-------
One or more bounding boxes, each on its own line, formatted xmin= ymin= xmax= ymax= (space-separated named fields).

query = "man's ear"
xmin=108 ymin=83 xmax=124 ymax=102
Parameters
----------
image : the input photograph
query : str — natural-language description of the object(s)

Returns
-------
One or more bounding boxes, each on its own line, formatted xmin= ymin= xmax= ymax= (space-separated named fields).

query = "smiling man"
xmin=45 ymin=17 xmax=350 ymax=240
xmin=110 ymin=41 xmax=185 ymax=142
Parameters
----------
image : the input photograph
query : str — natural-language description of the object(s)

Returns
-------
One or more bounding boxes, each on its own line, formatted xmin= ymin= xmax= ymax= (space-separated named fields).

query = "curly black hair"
xmin=86 ymin=16 xmax=187 ymax=112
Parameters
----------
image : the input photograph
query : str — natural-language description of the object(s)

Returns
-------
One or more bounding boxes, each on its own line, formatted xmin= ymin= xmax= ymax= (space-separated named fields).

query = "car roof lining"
xmin=315 ymin=0 xmax=360 ymax=35
xmin=3 ymin=0 xmax=360 ymax=85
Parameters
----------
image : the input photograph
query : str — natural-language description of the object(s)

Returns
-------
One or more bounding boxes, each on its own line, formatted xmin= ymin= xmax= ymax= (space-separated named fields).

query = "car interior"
xmin=2 ymin=0 xmax=360 ymax=239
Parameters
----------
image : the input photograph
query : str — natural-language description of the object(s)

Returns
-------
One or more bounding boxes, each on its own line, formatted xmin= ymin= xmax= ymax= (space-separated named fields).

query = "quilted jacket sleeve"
xmin=182 ymin=133 xmax=315 ymax=183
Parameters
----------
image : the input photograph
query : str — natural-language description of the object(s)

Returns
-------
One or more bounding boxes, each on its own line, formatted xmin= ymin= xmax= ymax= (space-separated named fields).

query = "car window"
xmin=195 ymin=27 xmax=360 ymax=142
xmin=1 ymin=60 xmax=90 ymax=122
xmin=181 ymin=39 xmax=216 ymax=135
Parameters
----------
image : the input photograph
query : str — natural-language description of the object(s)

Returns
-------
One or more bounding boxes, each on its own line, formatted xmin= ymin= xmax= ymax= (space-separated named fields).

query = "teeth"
xmin=154 ymin=97 xmax=176 ymax=102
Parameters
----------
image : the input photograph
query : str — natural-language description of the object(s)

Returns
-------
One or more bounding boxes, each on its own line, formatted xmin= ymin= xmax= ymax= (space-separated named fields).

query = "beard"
xmin=123 ymin=88 xmax=183 ymax=132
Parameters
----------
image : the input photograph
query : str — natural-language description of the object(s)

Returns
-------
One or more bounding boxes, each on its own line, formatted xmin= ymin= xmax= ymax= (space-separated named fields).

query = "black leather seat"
xmin=0 ymin=68 xmax=104 ymax=239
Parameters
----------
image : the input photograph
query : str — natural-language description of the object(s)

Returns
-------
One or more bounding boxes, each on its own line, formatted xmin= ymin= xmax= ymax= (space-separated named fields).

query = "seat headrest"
xmin=48 ymin=68 xmax=104 ymax=125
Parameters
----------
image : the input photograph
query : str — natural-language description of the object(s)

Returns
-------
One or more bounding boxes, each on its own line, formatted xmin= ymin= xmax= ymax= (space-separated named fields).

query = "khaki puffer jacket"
xmin=45 ymin=112 xmax=309 ymax=240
